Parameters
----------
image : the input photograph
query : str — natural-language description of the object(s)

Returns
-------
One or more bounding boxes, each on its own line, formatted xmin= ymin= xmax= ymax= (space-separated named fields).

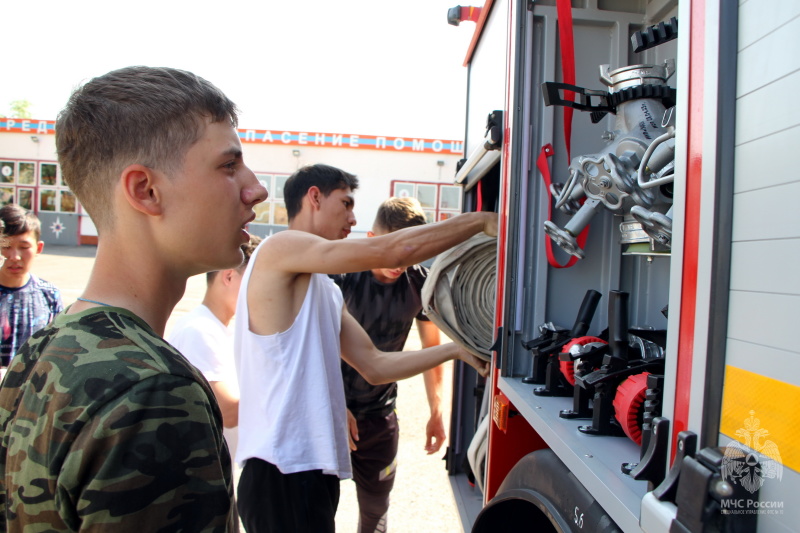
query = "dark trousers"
xmin=351 ymin=411 xmax=399 ymax=533
xmin=237 ymin=458 xmax=340 ymax=533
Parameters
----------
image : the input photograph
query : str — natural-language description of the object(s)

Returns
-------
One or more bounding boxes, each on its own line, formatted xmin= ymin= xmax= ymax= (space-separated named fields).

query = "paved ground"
xmin=36 ymin=244 xmax=465 ymax=532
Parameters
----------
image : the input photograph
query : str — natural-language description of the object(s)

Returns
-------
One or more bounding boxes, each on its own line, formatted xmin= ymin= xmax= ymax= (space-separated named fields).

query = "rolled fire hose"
xmin=421 ymin=233 xmax=497 ymax=362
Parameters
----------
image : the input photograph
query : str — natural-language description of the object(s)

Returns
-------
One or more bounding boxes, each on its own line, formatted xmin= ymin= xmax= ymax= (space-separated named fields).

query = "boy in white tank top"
xmin=235 ymin=163 xmax=496 ymax=532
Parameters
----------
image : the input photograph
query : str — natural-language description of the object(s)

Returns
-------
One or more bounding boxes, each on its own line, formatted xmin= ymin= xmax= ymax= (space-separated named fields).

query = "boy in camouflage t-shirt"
xmin=0 ymin=308 xmax=231 ymax=531
xmin=0 ymin=66 xmax=267 ymax=531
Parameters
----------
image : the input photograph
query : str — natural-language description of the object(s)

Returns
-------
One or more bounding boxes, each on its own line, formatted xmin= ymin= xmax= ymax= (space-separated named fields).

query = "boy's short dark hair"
xmin=0 ymin=204 xmax=42 ymax=241
xmin=373 ymin=197 xmax=427 ymax=234
xmin=56 ymin=66 xmax=239 ymax=231
xmin=284 ymin=164 xmax=359 ymax=221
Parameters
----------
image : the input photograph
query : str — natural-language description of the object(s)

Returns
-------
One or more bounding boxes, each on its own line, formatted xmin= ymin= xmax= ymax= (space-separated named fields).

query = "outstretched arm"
xmin=264 ymin=211 xmax=497 ymax=276
xmin=340 ymin=308 xmax=488 ymax=385
xmin=418 ymin=319 xmax=446 ymax=454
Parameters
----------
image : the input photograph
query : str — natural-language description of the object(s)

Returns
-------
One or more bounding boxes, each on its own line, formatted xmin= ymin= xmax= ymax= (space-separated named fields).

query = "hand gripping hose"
xmin=421 ymin=234 xmax=497 ymax=362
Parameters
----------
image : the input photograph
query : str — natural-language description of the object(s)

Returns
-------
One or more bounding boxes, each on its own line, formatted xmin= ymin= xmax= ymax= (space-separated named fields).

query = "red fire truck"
xmin=437 ymin=1 xmax=799 ymax=531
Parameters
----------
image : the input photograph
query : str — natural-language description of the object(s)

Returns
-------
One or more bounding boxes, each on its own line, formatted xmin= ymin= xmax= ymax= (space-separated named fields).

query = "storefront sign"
xmin=1 ymin=120 xmax=465 ymax=155
xmin=1 ymin=119 xmax=55 ymax=134
xmin=239 ymin=129 xmax=464 ymax=154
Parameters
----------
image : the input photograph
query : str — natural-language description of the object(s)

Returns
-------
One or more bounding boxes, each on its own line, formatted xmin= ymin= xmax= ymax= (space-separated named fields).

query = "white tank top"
xmin=234 ymin=239 xmax=351 ymax=478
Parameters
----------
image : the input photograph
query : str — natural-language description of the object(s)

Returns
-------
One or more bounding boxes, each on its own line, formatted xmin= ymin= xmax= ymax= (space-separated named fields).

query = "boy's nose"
xmin=243 ymin=169 xmax=268 ymax=205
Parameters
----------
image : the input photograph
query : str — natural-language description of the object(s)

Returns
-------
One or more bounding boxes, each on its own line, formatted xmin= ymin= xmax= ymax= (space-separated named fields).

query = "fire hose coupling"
xmin=543 ymin=199 xmax=602 ymax=260
xmin=631 ymin=206 xmax=673 ymax=248
xmin=600 ymin=60 xmax=675 ymax=92
xmin=541 ymin=59 xmax=677 ymax=259
xmin=541 ymin=60 xmax=676 ymax=124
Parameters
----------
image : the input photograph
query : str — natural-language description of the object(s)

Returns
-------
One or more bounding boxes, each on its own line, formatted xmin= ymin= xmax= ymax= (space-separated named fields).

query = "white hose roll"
xmin=421 ymin=233 xmax=498 ymax=361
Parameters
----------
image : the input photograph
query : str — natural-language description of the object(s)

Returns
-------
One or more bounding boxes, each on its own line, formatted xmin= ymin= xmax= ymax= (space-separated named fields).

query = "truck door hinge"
xmin=490 ymin=326 xmax=503 ymax=368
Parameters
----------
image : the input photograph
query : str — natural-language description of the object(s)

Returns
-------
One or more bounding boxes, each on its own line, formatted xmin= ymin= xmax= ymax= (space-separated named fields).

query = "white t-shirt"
xmin=168 ymin=305 xmax=239 ymax=454
xmin=234 ymin=240 xmax=351 ymax=479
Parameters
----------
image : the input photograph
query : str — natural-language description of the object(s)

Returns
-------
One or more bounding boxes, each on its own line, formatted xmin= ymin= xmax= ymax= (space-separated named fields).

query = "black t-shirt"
xmin=330 ymin=265 xmax=429 ymax=418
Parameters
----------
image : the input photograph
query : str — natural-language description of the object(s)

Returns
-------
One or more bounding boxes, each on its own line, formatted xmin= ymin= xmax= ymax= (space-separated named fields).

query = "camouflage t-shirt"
xmin=0 ymin=306 xmax=234 ymax=532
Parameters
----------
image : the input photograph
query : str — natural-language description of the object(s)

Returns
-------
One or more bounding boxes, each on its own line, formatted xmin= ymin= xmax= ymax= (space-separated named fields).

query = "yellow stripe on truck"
xmin=720 ymin=365 xmax=799 ymax=473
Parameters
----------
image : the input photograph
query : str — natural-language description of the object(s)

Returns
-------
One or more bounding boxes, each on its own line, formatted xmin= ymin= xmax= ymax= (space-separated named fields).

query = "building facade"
xmin=0 ymin=118 xmax=464 ymax=245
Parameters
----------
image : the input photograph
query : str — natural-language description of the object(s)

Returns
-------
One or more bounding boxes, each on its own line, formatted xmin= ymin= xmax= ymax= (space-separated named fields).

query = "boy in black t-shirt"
xmin=331 ymin=197 xmax=444 ymax=533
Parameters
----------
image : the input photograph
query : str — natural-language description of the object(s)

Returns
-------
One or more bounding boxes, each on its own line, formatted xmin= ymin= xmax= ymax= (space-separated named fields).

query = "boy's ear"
xmin=307 ymin=186 xmax=323 ymax=211
xmin=120 ymin=164 xmax=163 ymax=216
xmin=367 ymin=231 xmax=375 ymax=238
xmin=36 ymin=241 xmax=44 ymax=254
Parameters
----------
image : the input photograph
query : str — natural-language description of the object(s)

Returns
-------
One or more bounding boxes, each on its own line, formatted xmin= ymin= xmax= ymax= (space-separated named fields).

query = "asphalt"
xmin=36 ymin=244 xmax=464 ymax=532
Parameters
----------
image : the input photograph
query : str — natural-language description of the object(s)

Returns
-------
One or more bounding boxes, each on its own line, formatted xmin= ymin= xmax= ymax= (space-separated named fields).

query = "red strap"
xmin=536 ymin=0 xmax=584 ymax=268
xmin=537 ymin=144 xmax=588 ymax=268
xmin=556 ymin=0 xmax=576 ymax=160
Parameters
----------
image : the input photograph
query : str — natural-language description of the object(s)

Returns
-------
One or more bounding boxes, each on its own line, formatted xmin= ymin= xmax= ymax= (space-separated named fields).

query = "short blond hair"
xmin=372 ymin=197 xmax=427 ymax=233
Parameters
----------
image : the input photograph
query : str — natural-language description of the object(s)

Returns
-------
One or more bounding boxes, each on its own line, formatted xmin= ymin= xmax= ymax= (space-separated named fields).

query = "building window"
xmin=0 ymin=161 xmax=15 ymax=184
xmin=0 ymin=159 xmax=81 ymax=213
xmin=17 ymin=188 xmax=34 ymax=210
xmin=40 ymin=189 xmax=57 ymax=211
xmin=60 ymin=190 xmax=77 ymax=212
xmin=18 ymin=162 xmax=35 ymax=185
xmin=40 ymin=163 xmax=58 ymax=186
xmin=0 ymin=187 xmax=13 ymax=206
xmin=254 ymin=173 xmax=291 ymax=226
xmin=391 ymin=180 xmax=462 ymax=222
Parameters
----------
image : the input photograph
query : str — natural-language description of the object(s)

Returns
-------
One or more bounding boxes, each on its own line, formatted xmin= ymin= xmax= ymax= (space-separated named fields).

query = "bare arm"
xmin=419 ymin=320 xmax=443 ymax=418
xmin=418 ymin=319 xmax=446 ymax=454
xmin=208 ymin=381 xmax=239 ymax=429
xmin=346 ymin=408 xmax=359 ymax=451
xmin=264 ymin=211 xmax=497 ymax=276
xmin=340 ymin=308 xmax=488 ymax=385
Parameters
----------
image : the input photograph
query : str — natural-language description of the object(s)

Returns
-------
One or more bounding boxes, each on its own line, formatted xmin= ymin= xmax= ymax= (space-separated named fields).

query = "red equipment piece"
xmin=558 ymin=336 xmax=606 ymax=385
xmin=613 ymin=372 xmax=651 ymax=445
xmin=447 ymin=5 xmax=482 ymax=26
